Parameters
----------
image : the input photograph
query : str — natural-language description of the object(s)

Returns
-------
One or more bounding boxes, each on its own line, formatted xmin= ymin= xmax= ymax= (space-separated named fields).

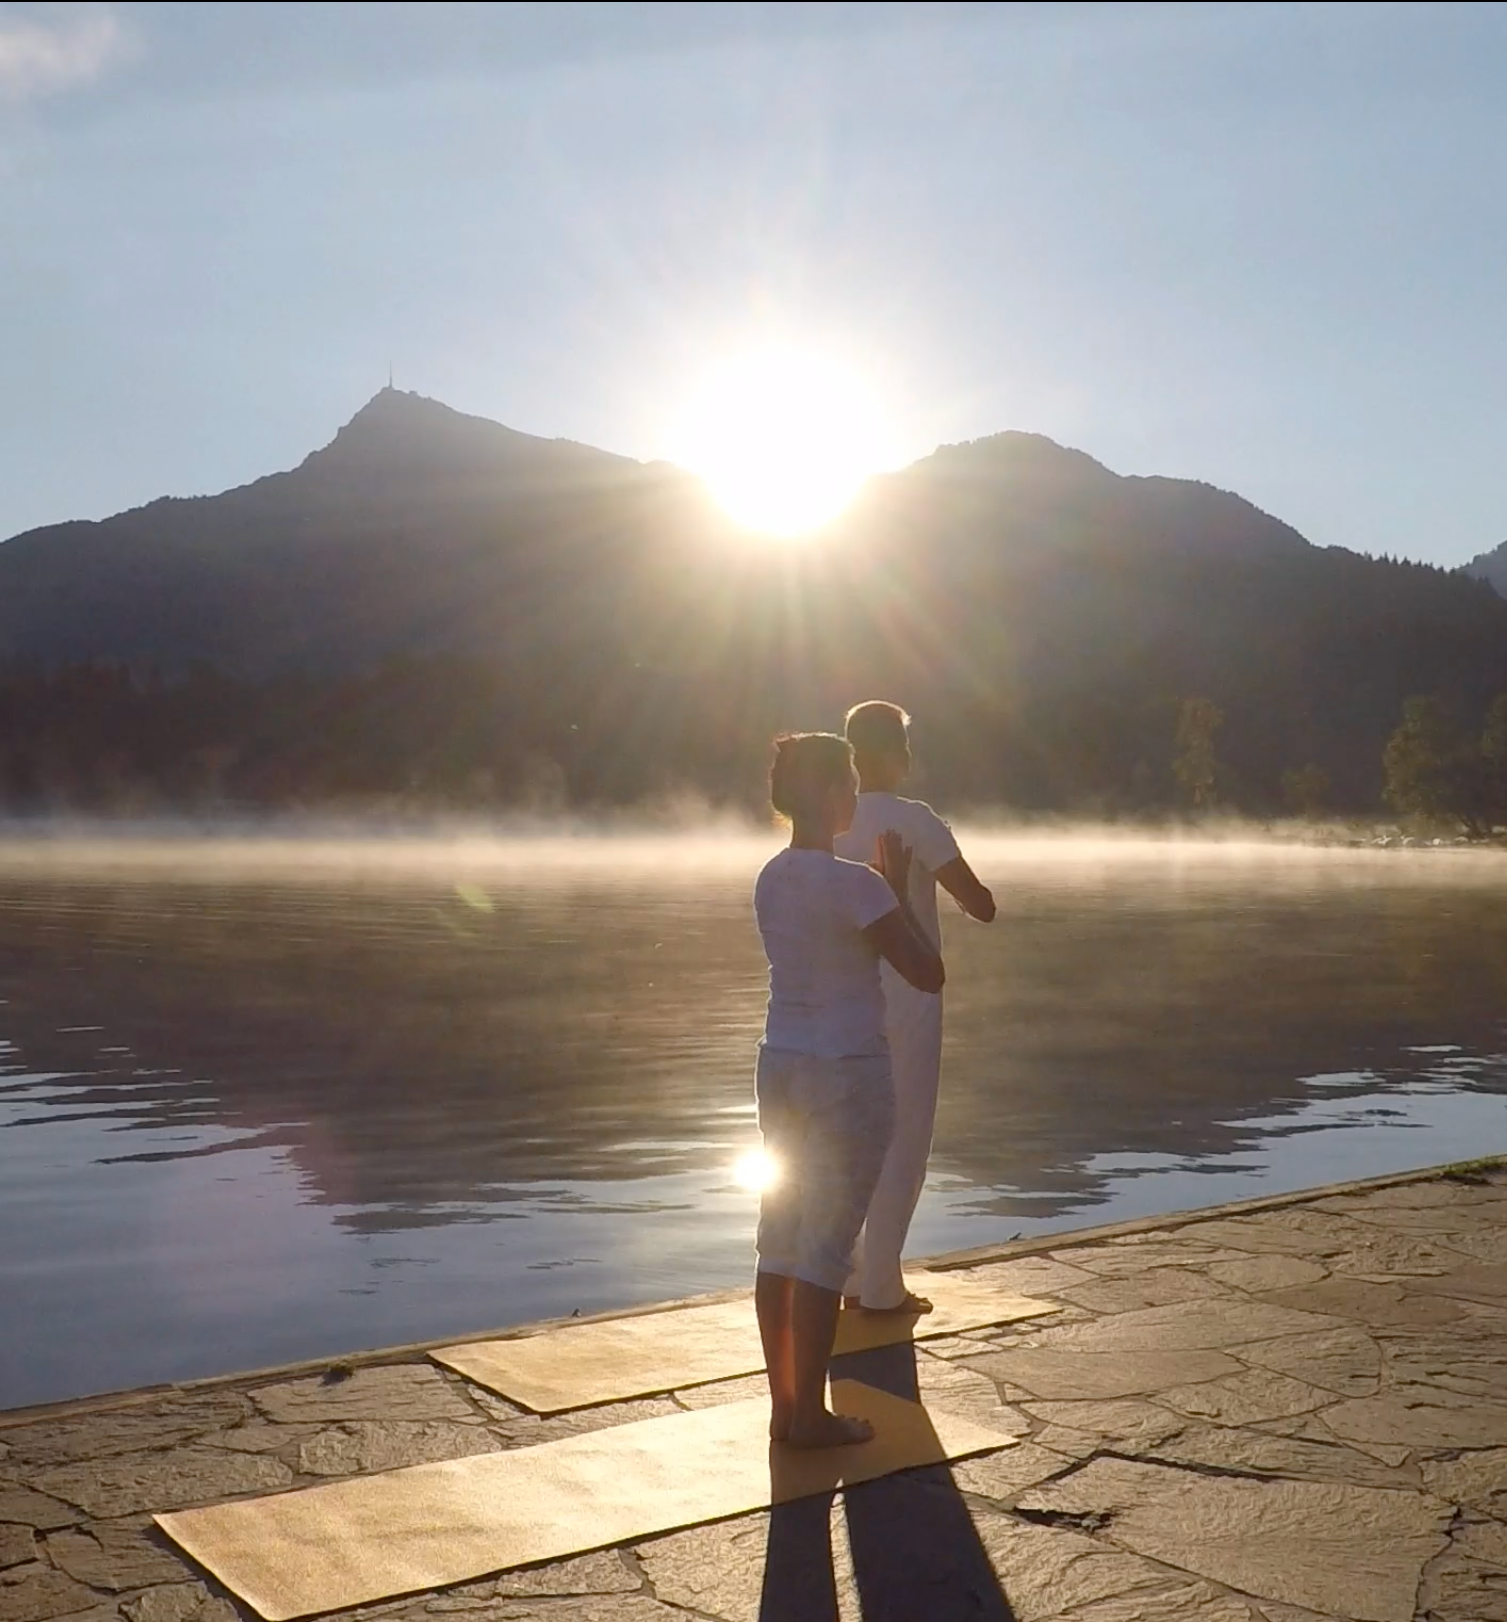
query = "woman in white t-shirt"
xmin=752 ymin=732 xmax=944 ymax=1448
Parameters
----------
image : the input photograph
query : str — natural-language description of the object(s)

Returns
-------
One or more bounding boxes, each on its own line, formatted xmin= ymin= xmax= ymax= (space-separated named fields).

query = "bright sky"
xmin=3 ymin=1 xmax=1506 ymax=562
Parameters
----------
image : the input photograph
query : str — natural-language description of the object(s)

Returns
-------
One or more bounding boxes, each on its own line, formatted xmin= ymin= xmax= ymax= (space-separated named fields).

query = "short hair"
xmin=844 ymin=700 xmax=911 ymax=764
xmin=769 ymin=733 xmax=853 ymax=820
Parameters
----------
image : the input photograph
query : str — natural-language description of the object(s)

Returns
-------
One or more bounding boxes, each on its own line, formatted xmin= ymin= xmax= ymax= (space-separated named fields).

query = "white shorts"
xmin=753 ymin=1044 xmax=895 ymax=1293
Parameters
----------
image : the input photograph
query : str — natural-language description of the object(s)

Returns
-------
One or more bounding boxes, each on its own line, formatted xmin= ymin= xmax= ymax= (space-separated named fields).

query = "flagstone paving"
xmin=5 ymin=1162 xmax=1507 ymax=1621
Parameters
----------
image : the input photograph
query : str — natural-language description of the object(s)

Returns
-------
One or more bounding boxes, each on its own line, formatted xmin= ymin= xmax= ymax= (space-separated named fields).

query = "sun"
xmin=672 ymin=344 xmax=893 ymax=537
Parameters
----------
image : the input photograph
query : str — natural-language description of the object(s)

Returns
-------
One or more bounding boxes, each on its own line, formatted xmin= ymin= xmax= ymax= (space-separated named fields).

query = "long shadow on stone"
xmin=757 ymin=1341 xmax=1018 ymax=1621
xmin=759 ymin=1487 xmax=845 ymax=1622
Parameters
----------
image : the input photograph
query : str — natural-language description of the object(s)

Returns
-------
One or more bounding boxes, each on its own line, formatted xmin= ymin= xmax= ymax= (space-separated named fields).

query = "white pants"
xmin=844 ymin=980 xmax=944 ymax=1309
xmin=754 ymin=1046 xmax=895 ymax=1294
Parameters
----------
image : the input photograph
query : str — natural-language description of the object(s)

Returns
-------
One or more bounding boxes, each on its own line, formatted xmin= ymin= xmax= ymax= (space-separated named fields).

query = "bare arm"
xmin=862 ymin=830 xmax=945 ymax=993
xmin=935 ymin=855 xmax=996 ymax=923
xmin=864 ymin=907 xmax=945 ymax=993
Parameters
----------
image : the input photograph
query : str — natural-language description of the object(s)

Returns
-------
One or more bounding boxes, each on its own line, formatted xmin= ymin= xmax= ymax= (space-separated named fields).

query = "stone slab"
xmin=30 ymin=1449 xmax=294 ymax=1519
xmin=1379 ymin=1319 xmax=1507 ymax=1401
xmin=0 ymin=1490 xmax=76 ymax=1532
xmin=1312 ymin=1198 xmax=1507 ymax=1233
xmin=1420 ymin=1448 xmax=1507 ymax=1515
xmin=1407 ymin=1262 xmax=1507 ymax=1308
xmin=634 ymin=1507 xmax=858 ymax=1622
xmin=1014 ymin=1398 xmax=1189 ymax=1451
xmin=1260 ymin=1276 xmax=1473 ymax=1330
xmin=250 ymin=1367 xmax=479 ymax=1427
xmin=1019 ymin=1298 xmax=1347 ymax=1354
xmin=46 ymin=1518 xmax=192 ymax=1590
xmin=1191 ymin=1211 xmax=1461 ymax=1270
xmin=485 ymin=1597 xmax=686 ymax=1622
xmin=0 ymin=1528 xmax=33 ymax=1573
xmin=122 ymin=1581 xmax=208 ymax=1622
xmin=1156 ymin=1367 xmax=1333 ymax=1426
xmin=949 ymin=1440 xmax=1078 ymax=1501
xmin=1235 ymin=1326 xmax=1382 ymax=1396
xmin=1055 ymin=1240 xmax=1256 ymax=1277
xmin=1416 ymin=1549 xmax=1507 ymax=1622
xmin=1324 ymin=1390 xmax=1507 ymax=1449
xmin=968 ymin=1510 xmax=1195 ymax=1621
xmin=0 ymin=1565 xmax=106 ymax=1622
xmin=1148 ymin=1423 xmax=1414 ymax=1490
xmin=961 ymin=1255 xmax=1101 ymax=1296
xmin=965 ymin=1346 xmax=1242 ymax=1401
xmin=1317 ymin=1181 xmax=1503 ymax=1210
xmin=0 ymin=1396 xmax=252 ymax=1469
xmin=1018 ymin=1456 xmax=1453 ymax=1622
xmin=1055 ymin=1268 xmax=1231 ymax=1315
xmin=295 ymin=1422 xmax=502 ymax=1478
xmin=1452 ymin=1517 xmax=1507 ymax=1566
xmin=1255 ymin=1414 xmax=1413 ymax=1467
xmin=912 ymin=1359 xmax=1031 ymax=1438
xmin=1434 ymin=1226 xmax=1507 ymax=1265
xmin=1050 ymin=1580 xmax=1265 ymax=1621
xmin=1205 ymin=1255 xmax=1329 ymax=1293
xmin=492 ymin=1549 xmax=640 ymax=1599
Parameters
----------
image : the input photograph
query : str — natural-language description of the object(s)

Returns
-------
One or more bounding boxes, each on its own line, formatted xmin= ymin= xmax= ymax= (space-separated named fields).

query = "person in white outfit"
xmin=751 ymin=732 xmax=944 ymax=1447
xmin=834 ymin=701 xmax=997 ymax=1313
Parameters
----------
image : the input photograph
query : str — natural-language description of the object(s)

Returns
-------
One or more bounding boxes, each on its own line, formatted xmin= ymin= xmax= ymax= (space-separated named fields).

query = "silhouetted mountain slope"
xmin=1463 ymin=540 xmax=1507 ymax=599
xmin=0 ymin=391 xmax=683 ymax=674
xmin=3 ymin=392 xmax=1506 ymax=813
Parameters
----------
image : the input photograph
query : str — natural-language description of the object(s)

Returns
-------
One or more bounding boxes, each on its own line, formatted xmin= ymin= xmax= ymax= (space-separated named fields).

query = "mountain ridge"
xmin=2 ymin=389 xmax=1505 ymax=815
xmin=1463 ymin=538 xmax=1507 ymax=599
xmin=0 ymin=392 xmax=1306 ymax=558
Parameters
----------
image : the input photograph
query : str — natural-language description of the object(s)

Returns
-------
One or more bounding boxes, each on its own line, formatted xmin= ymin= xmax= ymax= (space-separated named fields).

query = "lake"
xmin=3 ymin=832 xmax=1506 ymax=1409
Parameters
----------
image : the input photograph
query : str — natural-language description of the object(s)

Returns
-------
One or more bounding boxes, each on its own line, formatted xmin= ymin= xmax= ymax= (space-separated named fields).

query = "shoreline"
xmin=6 ymin=1155 xmax=1498 ymax=1428
xmin=0 ymin=813 xmax=1499 ymax=847
xmin=4 ymin=1155 xmax=1505 ymax=1622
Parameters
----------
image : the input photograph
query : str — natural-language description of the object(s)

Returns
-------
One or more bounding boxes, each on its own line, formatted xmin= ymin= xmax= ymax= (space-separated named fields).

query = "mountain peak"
xmin=301 ymin=388 xmax=571 ymax=477
xmin=914 ymin=430 xmax=1115 ymax=483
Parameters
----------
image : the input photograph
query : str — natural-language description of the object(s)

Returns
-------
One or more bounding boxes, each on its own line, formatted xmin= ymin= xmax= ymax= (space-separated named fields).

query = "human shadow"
xmin=758 ymin=1337 xmax=1018 ymax=1621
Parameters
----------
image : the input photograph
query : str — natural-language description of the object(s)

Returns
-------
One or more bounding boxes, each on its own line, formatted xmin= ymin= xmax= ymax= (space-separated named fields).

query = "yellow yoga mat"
xmin=432 ymin=1271 xmax=1055 ymax=1414
xmin=156 ymin=1379 xmax=1019 ymax=1621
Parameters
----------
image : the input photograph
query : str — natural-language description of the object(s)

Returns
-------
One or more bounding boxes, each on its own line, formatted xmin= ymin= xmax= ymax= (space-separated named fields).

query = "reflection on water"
xmin=3 ymin=835 xmax=1507 ymax=1408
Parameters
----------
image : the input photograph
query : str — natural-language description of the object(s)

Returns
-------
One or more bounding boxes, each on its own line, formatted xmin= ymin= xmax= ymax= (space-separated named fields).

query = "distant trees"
xmin=1483 ymin=695 xmax=1507 ymax=818
xmin=1383 ymin=697 xmax=1466 ymax=823
xmin=1382 ymin=692 xmax=1507 ymax=836
xmin=1281 ymin=763 xmax=1331 ymax=817
xmin=1173 ymin=699 xmax=1223 ymax=811
xmin=7 ymin=659 xmax=1507 ymax=834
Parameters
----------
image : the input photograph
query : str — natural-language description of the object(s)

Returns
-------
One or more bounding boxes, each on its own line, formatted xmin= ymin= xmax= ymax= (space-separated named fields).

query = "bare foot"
xmin=859 ymin=1291 xmax=934 ymax=1316
xmin=785 ymin=1411 xmax=875 ymax=1449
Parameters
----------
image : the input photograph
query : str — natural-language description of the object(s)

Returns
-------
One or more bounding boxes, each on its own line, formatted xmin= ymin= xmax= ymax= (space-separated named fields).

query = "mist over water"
xmin=4 ymin=830 xmax=1507 ymax=1408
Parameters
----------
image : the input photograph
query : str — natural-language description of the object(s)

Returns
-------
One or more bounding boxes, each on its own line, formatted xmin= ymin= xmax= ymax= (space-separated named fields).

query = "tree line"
xmin=1 ymin=655 xmax=1502 ymax=830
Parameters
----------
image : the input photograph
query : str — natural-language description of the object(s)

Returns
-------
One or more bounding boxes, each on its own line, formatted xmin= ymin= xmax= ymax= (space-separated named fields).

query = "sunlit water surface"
xmin=4 ymin=833 xmax=1506 ymax=1407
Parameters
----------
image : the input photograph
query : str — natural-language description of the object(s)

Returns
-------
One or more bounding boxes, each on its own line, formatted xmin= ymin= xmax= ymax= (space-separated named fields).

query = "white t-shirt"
xmin=834 ymin=792 xmax=961 ymax=952
xmin=753 ymin=848 xmax=899 ymax=1059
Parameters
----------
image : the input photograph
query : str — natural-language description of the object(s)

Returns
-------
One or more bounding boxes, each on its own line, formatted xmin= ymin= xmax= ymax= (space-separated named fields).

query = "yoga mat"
xmin=156 ymin=1379 xmax=1019 ymax=1621
xmin=432 ymin=1271 xmax=1055 ymax=1414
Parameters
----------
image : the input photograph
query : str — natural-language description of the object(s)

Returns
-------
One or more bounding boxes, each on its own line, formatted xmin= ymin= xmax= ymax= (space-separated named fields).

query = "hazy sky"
xmin=3 ymin=1 xmax=1506 ymax=562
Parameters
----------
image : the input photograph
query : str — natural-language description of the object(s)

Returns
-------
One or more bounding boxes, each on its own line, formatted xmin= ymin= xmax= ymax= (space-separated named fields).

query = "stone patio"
xmin=5 ymin=1162 xmax=1507 ymax=1622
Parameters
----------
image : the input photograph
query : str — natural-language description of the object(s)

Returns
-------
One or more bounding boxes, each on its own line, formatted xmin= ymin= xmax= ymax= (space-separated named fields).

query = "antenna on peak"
xmin=387 ymin=361 xmax=394 ymax=391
